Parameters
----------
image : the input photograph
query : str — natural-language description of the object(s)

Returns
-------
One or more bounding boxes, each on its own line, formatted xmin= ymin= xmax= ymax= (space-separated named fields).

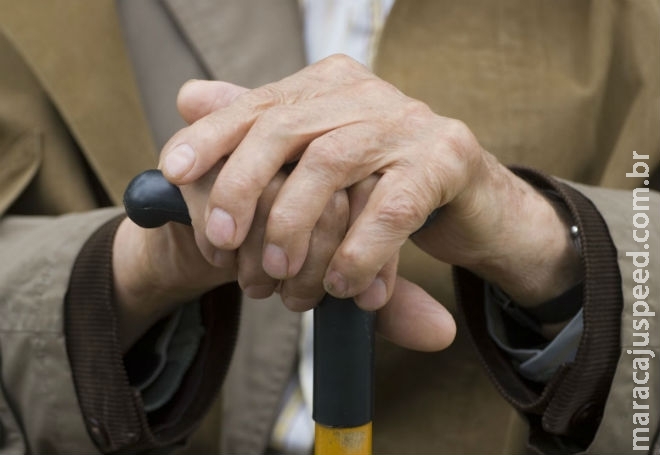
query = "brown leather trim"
xmin=65 ymin=215 xmax=240 ymax=452
xmin=455 ymin=167 xmax=623 ymax=451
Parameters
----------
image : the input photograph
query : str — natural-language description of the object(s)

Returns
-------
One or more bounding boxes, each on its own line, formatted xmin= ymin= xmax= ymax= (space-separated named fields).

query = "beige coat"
xmin=0 ymin=1 xmax=658 ymax=453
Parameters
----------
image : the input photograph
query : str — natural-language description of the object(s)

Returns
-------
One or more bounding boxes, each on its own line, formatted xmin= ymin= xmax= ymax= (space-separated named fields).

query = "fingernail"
xmin=355 ymin=278 xmax=387 ymax=310
xmin=206 ymin=208 xmax=236 ymax=247
xmin=244 ymin=284 xmax=275 ymax=299
xmin=263 ymin=244 xmax=289 ymax=279
xmin=324 ymin=270 xmax=348 ymax=297
xmin=165 ymin=144 xmax=195 ymax=178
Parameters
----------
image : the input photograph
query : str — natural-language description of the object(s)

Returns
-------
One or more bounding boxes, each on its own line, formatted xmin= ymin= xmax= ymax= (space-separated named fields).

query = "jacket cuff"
xmin=454 ymin=167 xmax=623 ymax=452
xmin=64 ymin=215 xmax=241 ymax=453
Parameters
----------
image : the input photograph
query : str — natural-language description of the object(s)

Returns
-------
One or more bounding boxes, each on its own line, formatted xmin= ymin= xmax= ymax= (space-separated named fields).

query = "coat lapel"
xmin=163 ymin=0 xmax=306 ymax=88
xmin=0 ymin=1 xmax=157 ymax=204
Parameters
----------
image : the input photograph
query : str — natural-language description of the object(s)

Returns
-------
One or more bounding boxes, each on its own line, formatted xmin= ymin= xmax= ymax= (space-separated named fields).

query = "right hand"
xmin=113 ymin=81 xmax=351 ymax=349
xmin=166 ymin=60 xmax=581 ymax=311
xmin=115 ymin=79 xmax=457 ymax=354
xmin=113 ymin=165 xmax=350 ymax=350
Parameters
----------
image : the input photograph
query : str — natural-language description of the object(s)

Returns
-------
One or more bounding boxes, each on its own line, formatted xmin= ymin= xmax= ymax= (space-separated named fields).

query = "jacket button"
xmin=571 ymin=402 xmax=597 ymax=426
xmin=570 ymin=401 xmax=602 ymax=440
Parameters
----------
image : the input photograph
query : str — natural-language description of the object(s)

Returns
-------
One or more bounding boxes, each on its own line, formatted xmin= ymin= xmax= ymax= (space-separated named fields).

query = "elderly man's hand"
xmin=161 ymin=54 xmax=582 ymax=344
xmin=113 ymin=165 xmax=350 ymax=351
xmin=113 ymin=83 xmax=353 ymax=351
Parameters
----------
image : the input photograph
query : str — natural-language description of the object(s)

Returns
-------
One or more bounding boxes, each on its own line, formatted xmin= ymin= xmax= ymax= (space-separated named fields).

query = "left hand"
xmin=165 ymin=75 xmax=457 ymax=352
xmin=162 ymin=54 xmax=582 ymax=313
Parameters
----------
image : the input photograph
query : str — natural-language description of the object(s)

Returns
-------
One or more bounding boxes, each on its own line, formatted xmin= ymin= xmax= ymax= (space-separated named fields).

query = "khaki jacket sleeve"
xmin=0 ymin=209 xmax=242 ymax=454
xmin=0 ymin=210 xmax=123 ymax=454
xmin=569 ymin=181 xmax=659 ymax=454
xmin=0 ymin=18 xmax=240 ymax=453
xmin=455 ymin=171 xmax=659 ymax=454
xmin=64 ymin=216 xmax=240 ymax=453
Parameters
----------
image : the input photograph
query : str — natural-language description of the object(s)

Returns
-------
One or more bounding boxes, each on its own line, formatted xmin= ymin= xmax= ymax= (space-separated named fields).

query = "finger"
xmin=203 ymin=104 xmax=313 ymax=251
xmin=279 ymin=190 xmax=349 ymax=311
xmin=162 ymin=59 xmax=347 ymax=184
xmin=324 ymin=170 xmax=437 ymax=298
xmin=149 ymin=221 xmax=234 ymax=291
xmin=160 ymin=83 xmax=291 ymax=184
xmin=207 ymin=100 xmax=369 ymax=253
xmin=376 ymin=276 xmax=456 ymax=352
xmin=261 ymin=125 xmax=384 ymax=278
xmin=179 ymin=162 xmax=236 ymax=268
xmin=346 ymin=174 xmax=380 ymax=225
xmin=192 ymin=226 xmax=235 ymax=268
xmin=165 ymin=60 xmax=396 ymax=250
xmin=236 ymin=173 xmax=285 ymax=298
xmin=354 ymin=253 xmax=398 ymax=311
xmin=177 ymin=80 xmax=249 ymax=125
xmin=162 ymin=55 xmax=394 ymax=187
xmin=170 ymin=95 xmax=347 ymax=254
xmin=347 ymin=175 xmax=397 ymax=311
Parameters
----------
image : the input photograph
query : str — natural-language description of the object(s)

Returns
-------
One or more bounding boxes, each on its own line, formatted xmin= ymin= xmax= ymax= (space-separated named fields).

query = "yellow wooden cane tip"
xmin=314 ymin=422 xmax=372 ymax=455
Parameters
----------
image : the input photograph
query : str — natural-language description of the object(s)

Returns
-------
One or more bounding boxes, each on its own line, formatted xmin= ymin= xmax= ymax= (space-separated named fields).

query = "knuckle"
xmin=302 ymin=145 xmax=340 ymax=182
xmin=268 ymin=205 xmax=310 ymax=234
xmin=444 ymin=118 xmax=478 ymax=154
xmin=400 ymin=99 xmax=433 ymax=129
xmin=323 ymin=53 xmax=358 ymax=71
xmin=239 ymin=83 xmax=285 ymax=111
xmin=356 ymin=77 xmax=393 ymax=97
xmin=298 ymin=157 xmax=336 ymax=191
xmin=437 ymin=118 xmax=482 ymax=180
xmin=404 ymin=99 xmax=433 ymax=119
xmin=376 ymin=192 xmax=427 ymax=233
xmin=222 ymin=168 xmax=263 ymax=196
xmin=335 ymin=242 xmax=371 ymax=273
xmin=256 ymin=105 xmax=303 ymax=136
xmin=176 ymin=81 xmax=197 ymax=114
xmin=305 ymin=133 xmax=361 ymax=179
xmin=195 ymin=113 xmax=226 ymax=143
xmin=330 ymin=190 xmax=350 ymax=221
xmin=355 ymin=77 xmax=381 ymax=94
xmin=307 ymin=133 xmax=341 ymax=158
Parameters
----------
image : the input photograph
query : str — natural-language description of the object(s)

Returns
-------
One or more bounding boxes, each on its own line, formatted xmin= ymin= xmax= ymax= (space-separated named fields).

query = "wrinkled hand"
xmin=152 ymin=54 xmax=584 ymax=351
xmin=163 ymin=55 xmax=581 ymax=309
xmin=162 ymin=55 xmax=482 ymax=307
xmin=113 ymin=167 xmax=349 ymax=350
xmin=113 ymin=82 xmax=350 ymax=350
xmin=164 ymin=73 xmax=457 ymax=352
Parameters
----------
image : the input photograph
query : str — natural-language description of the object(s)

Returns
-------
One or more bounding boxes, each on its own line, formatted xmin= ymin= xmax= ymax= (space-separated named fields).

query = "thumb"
xmin=177 ymin=80 xmax=249 ymax=124
xmin=376 ymin=276 xmax=456 ymax=352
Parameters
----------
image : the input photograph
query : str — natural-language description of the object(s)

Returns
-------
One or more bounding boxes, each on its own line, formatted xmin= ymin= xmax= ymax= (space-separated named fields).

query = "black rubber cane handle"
xmin=122 ymin=169 xmax=375 ymax=429
xmin=124 ymin=169 xmax=191 ymax=228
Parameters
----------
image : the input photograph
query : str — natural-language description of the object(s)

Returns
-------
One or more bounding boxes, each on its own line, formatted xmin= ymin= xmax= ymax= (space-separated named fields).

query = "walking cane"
xmin=124 ymin=170 xmax=375 ymax=455
xmin=314 ymin=295 xmax=374 ymax=455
